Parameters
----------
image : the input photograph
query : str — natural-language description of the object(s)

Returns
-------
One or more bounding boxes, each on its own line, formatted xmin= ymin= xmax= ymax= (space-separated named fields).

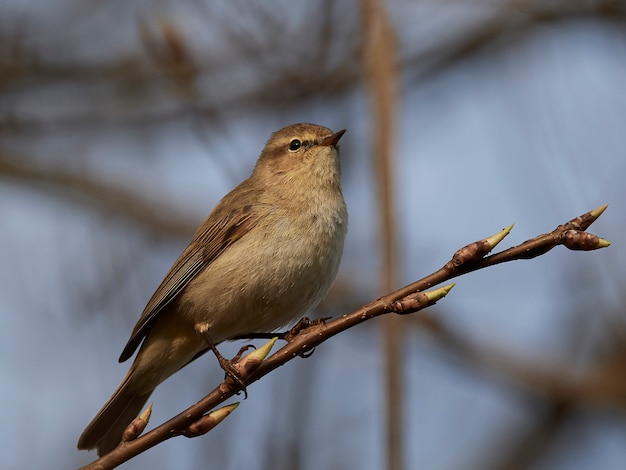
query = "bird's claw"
xmin=217 ymin=355 xmax=249 ymax=399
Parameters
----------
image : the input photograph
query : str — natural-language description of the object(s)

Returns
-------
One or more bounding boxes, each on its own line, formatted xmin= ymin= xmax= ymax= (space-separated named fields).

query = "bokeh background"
xmin=1 ymin=1 xmax=625 ymax=469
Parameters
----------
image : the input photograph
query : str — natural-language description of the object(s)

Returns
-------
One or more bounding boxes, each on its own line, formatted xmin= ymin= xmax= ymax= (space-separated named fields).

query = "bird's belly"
xmin=178 ymin=223 xmax=344 ymax=341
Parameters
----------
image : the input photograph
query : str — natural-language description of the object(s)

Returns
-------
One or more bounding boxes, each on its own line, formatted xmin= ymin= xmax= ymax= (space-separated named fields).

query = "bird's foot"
xmin=215 ymin=353 xmax=249 ymax=398
xmin=284 ymin=316 xmax=331 ymax=342
xmin=195 ymin=323 xmax=250 ymax=398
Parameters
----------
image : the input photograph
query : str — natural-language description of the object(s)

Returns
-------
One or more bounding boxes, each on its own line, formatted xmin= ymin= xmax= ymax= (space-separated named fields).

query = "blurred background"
xmin=1 ymin=1 xmax=625 ymax=469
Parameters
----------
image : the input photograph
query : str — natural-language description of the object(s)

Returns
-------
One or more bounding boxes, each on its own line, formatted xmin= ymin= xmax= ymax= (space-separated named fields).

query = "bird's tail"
xmin=77 ymin=366 xmax=154 ymax=457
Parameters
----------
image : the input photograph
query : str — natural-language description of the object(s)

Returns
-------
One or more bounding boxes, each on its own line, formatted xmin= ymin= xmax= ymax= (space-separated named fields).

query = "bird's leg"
xmin=284 ymin=316 xmax=332 ymax=341
xmin=283 ymin=316 xmax=332 ymax=357
xmin=231 ymin=344 xmax=256 ymax=362
xmin=230 ymin=332 xmax=280 ymax=341
xmin=230 ymin=316 xmax=334 ymax=343
xmin=194 ymin=323 xmax=249 ymax=398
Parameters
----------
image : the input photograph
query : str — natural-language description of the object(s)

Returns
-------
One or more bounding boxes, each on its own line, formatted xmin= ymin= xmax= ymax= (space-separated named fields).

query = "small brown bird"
xmin=77 ymin=123 xmax=348 ymax=456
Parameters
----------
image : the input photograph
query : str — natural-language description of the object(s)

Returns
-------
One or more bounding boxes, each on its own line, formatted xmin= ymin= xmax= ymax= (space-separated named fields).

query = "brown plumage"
xmin=77 ymin=123 xmax=348 ymax=456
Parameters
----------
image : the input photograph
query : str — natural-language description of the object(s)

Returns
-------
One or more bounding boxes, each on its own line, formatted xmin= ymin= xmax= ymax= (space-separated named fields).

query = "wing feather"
xmin=118 ymin=192 xmax=258 ymax=362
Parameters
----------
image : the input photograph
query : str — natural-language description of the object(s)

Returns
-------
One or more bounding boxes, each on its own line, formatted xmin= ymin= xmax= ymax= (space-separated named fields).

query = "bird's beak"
xmin=320 ymin=129 xmax=346 ymax=147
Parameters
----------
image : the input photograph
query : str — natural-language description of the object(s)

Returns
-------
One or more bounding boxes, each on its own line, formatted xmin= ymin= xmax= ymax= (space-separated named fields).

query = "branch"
xmin=4 ymin=1 xmax=625 ymax=138
xmin=80 ymin=205 xmax=610 ymax=469
xmin=358 ymin=0 xmax=401 ymax=468
xmin=0 ymin=153 xmax=197 ymax=238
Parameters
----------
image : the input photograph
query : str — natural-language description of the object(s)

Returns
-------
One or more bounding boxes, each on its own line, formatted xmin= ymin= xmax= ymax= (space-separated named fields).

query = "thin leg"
xmin=195 ymin=323 xmax=249 ymax=397
xmin=229 ymin=316 xmax=333 ymax=342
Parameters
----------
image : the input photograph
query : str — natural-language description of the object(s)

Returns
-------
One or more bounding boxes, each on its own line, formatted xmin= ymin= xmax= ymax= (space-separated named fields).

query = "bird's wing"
xmin=118 ymin=196 xmax=259 ymax=363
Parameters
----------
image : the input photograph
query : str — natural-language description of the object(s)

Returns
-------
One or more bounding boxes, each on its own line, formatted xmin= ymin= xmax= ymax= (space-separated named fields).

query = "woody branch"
xmin=80 ymin=204 xmax=610 ymax=470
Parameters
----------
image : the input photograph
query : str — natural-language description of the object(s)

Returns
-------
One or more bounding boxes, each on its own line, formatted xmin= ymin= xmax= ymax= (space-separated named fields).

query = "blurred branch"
xmin=139 ymin=17 xmax=199 ymax=101
xmin=417 ymin=316 xmax=626 ymax=470
xmin=0 ymin=4 xmax=359 ymax=135
xmin=488 ymin=401 xmax=569 ymax=470
xmin=407 ymin=277 xmax=626 ymax=469
xmin=2 ymin=0 xmax=625 ymax=135
xmin=0 ymin=153 xmax=196 ymax=237
xmin=358 ymin=0 xmax=402 ymax=469
xmin=406 ymin=0 xmax=626 ymax=83
xmin=80 ymin=205 xmax=610 ymax=469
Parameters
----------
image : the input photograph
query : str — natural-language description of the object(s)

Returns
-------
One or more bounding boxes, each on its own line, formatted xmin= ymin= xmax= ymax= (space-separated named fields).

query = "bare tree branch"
xmin=79 ymin=205 xmax=610 ymax=470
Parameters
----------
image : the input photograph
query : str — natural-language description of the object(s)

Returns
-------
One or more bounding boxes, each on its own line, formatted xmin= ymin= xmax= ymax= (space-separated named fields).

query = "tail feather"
xmin=77 ymin=368 xmax=154 ymax=457
xmin=78 ymin=315 xmax=207 ymax=456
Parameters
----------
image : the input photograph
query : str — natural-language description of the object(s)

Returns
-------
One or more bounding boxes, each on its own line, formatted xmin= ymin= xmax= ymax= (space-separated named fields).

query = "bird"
xmin=77 ymin=123 xmax=348 ymax=456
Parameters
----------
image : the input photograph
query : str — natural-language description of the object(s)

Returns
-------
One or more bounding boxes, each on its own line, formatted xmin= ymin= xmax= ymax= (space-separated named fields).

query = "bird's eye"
xmin=288 ymin=139 xmax=302 ymax=151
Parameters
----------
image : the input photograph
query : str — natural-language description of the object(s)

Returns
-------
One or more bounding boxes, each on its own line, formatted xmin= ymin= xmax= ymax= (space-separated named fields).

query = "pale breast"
xmin=178 ymin=196 xmax=347 ymax=342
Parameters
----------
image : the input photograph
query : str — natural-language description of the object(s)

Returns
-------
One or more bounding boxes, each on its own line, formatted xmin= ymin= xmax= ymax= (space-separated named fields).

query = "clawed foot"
xmin=229 ymin=316 xmax=332 ymax=343
xmin=283 ymin=316 xmax=331 ymax=358
xmin=232 ymin=344 xmax=256 ymax=362
xmin=284 ymin=316 xmax=331 ymax=342
xmin=195 ymin=323 xmax=253 ymax=398
xmin=208 ymin=317 xmax=332 ymax=371
xmin=215 ymin=353 xmax=249 ymax=398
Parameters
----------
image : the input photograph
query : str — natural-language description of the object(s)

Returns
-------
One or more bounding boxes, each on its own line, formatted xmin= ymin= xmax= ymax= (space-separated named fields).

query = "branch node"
xmin=565 ymin=204 xmax=608 ymax=231
xmin=238 ymin=337 xmax=278 ymax=373
xmin=389 ymin=283 xmax=454 ymax=315
xmin=121 ymin=403 xmax=152 ymax=444
xmin=451 ymin=225 xmax=513 ymax=267
xmin=182 ymin=403 xmax=239 ymax=438
xmin=561 ymin=230 xmax=611 ymax=251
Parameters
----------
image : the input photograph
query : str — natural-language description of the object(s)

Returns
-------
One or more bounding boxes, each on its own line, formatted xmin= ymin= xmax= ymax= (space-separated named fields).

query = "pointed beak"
xmin=320 ymin=129 xmax=346 ymax=147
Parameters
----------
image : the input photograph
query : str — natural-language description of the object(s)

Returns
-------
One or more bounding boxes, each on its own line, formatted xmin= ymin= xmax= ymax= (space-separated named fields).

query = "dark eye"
xmin=288 ymin=139 xmax=302 ymax=151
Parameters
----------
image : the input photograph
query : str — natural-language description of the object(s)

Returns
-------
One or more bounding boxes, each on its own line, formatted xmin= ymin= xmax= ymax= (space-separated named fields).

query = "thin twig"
xmin=80 ymin=205 xmax=609 ymax=470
